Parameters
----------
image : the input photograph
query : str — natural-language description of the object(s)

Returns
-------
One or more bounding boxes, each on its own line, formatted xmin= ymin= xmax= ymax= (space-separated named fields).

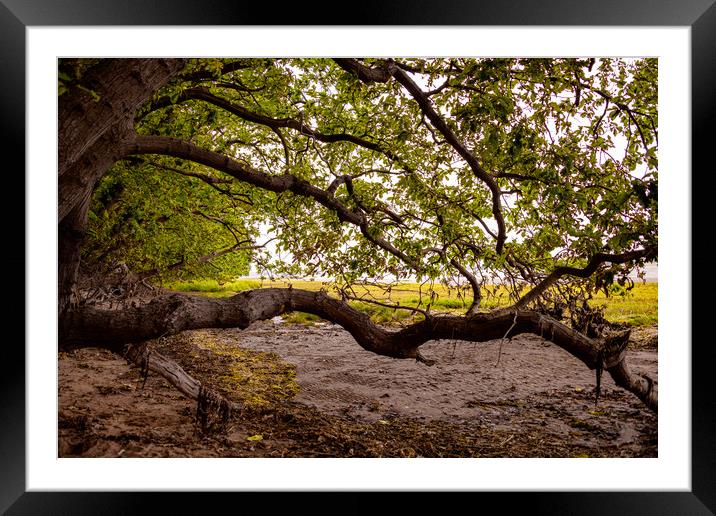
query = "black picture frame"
xmin=4 ymin=1 xmax=713 ymax=514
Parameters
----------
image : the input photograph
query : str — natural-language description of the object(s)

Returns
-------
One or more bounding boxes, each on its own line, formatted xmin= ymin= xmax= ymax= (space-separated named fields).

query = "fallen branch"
xmin=124 ymin=342 xmax=241 ymax=433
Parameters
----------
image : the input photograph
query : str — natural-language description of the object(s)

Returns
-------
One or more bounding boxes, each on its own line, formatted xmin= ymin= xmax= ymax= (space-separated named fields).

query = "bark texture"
xmin=60 ymin=288 xmax=657 ymax=412
xmin=58 ymin=58 xmax=187 ymax=314
xmin=124 ymin=343 xmax=238 ymax=431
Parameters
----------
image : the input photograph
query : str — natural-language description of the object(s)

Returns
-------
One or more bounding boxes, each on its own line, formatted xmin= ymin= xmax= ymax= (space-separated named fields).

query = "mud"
xmin=58 ymin=321 xmax=657 ymax=458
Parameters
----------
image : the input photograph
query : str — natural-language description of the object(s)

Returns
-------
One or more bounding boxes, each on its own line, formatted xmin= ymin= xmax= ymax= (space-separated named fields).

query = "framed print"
xmin=5 ymin=0 xmax=714 ymax=513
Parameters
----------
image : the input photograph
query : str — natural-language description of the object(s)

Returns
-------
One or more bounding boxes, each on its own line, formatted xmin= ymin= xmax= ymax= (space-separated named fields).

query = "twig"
xmin=500 ymin=434 xmax=515 ymax=447
xmin=495 ymin=312 xmax=518 ymax=367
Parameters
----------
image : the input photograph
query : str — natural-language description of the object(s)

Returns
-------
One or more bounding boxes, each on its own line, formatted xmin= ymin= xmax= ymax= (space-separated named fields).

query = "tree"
xmin=58 ymin=57 xmax=658 ymax=415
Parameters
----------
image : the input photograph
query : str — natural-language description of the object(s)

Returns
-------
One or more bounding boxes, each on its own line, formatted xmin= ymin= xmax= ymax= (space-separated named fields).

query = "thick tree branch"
xmin=336 ymin=58 xmax=508 ymax=253
xmin=333 ymin=58 xmax=391 ymax=83
xmin=124 ymin=134 xmax=421 ymax=270
xmin=607 ymin=360 xmax=658 ymax=412
xmin=145 ymin=86 xmax=407 ymax=167
xmin=382 ymin=60 xmax=507 ymax=254
xmin=61 ymin=288 xmax=656 ymax=411
xmin=514 ymin=247 xmax=657 ymax=308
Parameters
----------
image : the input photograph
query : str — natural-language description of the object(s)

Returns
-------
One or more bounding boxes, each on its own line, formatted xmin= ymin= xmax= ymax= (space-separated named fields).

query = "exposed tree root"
xmin=607 ymin=360 xmax=658 ymax=412
xmin=124 ymin=342 xmax=240 ymax=433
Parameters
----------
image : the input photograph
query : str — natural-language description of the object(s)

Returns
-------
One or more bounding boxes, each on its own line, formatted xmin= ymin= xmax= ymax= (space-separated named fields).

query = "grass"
xmin=590 ymin=282 xmax=658 ymax=326
xmin=283 ymin=312 xmax=324 ymax=325
xmin=163 ymin=278 xmax=657 ymax=327
xmin=165 ymin=278 xmax=262 ymax=293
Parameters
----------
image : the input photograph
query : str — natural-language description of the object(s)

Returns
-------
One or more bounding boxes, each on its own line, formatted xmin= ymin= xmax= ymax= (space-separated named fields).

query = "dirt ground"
xmin=58 ymin=320 xmax=657 ymax=458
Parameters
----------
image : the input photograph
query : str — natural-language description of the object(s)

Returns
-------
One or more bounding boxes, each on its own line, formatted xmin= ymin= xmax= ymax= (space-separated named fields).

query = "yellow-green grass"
xmin=163 ymin=278 xmax=657 ymax=327
xmin=590 ymin=282 xmax=658 ymax=326
xmin=164 ymin=278 xmax=262 ymax=293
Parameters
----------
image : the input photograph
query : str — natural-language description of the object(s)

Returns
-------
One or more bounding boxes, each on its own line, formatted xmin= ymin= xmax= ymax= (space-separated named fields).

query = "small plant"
xmin=283 ymin=312 xmax=323 ymax=326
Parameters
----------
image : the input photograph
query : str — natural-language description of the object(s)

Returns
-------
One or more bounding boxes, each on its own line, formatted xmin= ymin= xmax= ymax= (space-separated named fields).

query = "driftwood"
xmin=124 ymin=342 xmax=239 ymax=433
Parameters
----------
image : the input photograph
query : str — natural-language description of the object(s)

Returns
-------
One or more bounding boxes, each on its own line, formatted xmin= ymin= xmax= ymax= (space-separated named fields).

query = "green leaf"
xmin=80 ymin=57 xmax=657 ymax=312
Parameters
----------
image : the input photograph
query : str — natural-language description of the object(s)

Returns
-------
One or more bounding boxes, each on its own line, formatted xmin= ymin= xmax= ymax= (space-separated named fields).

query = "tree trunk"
xmin=58 ymin=59 xmax=187 ymax=183
xmin=58 ymin=58 xmax=187 ymax=314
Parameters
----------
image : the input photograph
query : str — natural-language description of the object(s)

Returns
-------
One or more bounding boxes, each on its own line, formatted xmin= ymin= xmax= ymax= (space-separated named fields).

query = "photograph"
xmin=57 ymin=56 xmax=659 ymax=459
xmin=8 ymin=10 xmax=711 ymax=512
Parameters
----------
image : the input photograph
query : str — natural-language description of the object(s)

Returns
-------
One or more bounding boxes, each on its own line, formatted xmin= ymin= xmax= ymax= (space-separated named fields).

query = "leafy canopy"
xmin=81 ymin=57 xmax=657 ymax=307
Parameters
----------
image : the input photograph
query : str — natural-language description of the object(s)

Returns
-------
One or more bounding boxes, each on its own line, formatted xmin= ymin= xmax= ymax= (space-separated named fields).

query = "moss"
xmin=185 ymin=331 xmax=300 ymax=409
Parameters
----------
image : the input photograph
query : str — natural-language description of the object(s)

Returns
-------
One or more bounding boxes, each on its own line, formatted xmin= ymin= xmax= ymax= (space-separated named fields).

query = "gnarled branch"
xmin=123 ymin=134 xmax=422 ymax=270
xmin=144 ymin=86 xmax=408 ymax=168
xmin=514 ymin=247 xmax=657 ymax=308
xmin=61 ymin=288 xmax=656 ymax=411
xmin=335 ymin=58 xmax=508 ymax=254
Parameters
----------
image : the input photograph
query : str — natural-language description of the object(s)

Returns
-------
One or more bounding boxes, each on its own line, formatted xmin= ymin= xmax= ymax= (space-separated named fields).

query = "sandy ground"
xmin=59 ymin=321 xmax=657 ymax=458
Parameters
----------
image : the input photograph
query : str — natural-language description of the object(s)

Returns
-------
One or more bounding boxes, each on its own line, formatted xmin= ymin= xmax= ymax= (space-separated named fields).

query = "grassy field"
xmin=163 ymin=278 xmax=657 ymax=327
